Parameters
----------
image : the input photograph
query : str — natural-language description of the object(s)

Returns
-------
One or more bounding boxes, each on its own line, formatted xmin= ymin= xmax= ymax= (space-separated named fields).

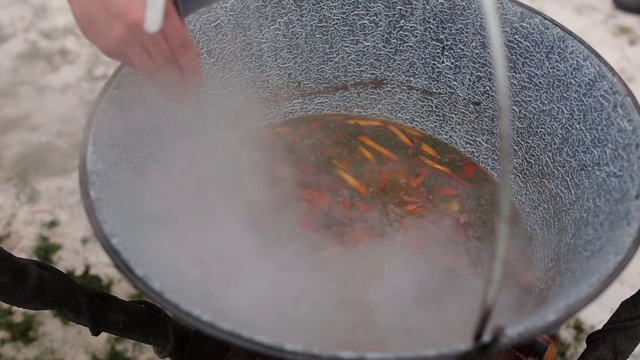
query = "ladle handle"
xmin=173 ymin=0 xmax=219 ymax=17
xmin=143 ymin=0 xmax=217 ymax=34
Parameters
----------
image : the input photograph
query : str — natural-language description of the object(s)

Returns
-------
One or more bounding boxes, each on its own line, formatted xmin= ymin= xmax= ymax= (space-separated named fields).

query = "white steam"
xmin=127 ymin=113 xmax=536 ymax=354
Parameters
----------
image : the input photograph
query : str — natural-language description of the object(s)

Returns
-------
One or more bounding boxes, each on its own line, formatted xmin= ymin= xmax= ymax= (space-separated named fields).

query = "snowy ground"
xmin=0 ymin=0 xmax=638 ymax=359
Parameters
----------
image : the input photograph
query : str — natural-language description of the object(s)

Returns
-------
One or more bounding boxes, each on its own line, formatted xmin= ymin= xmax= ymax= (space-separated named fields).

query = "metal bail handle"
xmin=473 ymin=0 xmax=514 ymax=347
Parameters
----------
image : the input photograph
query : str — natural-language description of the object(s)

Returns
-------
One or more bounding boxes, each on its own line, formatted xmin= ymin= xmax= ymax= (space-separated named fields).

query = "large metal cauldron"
xmin=80 ymin=0 xmax=640 ymax=359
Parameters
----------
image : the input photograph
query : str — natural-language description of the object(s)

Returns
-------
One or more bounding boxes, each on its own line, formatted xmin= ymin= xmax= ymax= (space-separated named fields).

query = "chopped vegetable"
xmin=346 ymin=119 xmax=384 ymax=126
xmin=336 ymin=168 xmax=368 ymax=195
xmin=385 ymin=125 xmax=414 ymax=147
xmin=246 ymin=113 xmax=528 ymax=283
xmin=420 ymin=142 xmax=441 ymax=159
xmin=357 ymin=146 xmax=376 ymax=163
xmin=358 ymin=135 xmax=399 ymax=161
xmin=419 ymin=155 xmax=452 ymax=174
xmin=400 ymin=125 xmax=424 ymax=139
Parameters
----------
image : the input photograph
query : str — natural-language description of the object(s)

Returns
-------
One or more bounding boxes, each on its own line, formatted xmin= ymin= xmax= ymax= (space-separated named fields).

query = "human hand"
xmin=67 ymin=0 xmax=204 ymax=101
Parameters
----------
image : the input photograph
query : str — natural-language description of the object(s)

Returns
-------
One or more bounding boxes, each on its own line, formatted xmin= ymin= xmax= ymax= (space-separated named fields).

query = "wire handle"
xmin=472 ymin=0 xmax=514 ymax=344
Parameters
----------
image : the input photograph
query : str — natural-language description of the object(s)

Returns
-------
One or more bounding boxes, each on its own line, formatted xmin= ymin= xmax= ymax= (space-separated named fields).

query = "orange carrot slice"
xmin=336 ymin=168 xmax=368 ymax=195
xmin=420 ymin=142 xmax=441 ymax=159
xmin=346 ymin=119 xmax=384 ymax=126
xmin=405 ymin=202 xmax=420 ymax=210
xmin=331 ymin=159 xmax=347 ymax=169
xmin=401 ymin=126 xmax=424 ymax=138
xmin=419 ymin=156 xmax=453 ymax=174
xmin=357 ymin=146 xmax=376 ymax=163
xmin=405 ymin=207 xmax=428 ymax=215
xmin=386 ymin=125 xmax=414 ymax=147
xmin=358 ymin=135 xmax=399 ymax=161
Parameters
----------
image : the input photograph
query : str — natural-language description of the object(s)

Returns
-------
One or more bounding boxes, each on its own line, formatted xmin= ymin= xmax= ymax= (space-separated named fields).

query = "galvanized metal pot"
xmin=81 ymin=0 xmax=640 ymax=358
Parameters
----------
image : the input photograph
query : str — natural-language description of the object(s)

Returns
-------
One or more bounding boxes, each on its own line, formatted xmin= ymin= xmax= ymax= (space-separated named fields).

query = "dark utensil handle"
xmin=173 ymin=0 xmax=219 ymax=17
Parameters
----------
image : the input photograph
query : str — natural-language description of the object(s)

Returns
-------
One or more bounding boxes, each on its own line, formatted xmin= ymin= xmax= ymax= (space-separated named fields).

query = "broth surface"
xmin=220 ymin=113 xmax=538 ymax=351
xmin=254 ymin=114 xmax=519 ymax=273
xmin=148 ymin=113 xmax=537 ymax=353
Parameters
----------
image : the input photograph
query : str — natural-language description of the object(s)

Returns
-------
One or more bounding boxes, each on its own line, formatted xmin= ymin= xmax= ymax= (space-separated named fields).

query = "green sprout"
xmin=66 ymin=266 xmax=113 ymax=293
xmin=42 ymin=219 xmax=60 ymax=230
xmin=91 ymin=337 xmax=133 ymax=360
xmin=32 ymin=234 xmax=63 ymax=265
xmin=0 ymin=306 xmax=39 ymax=345
xmin=127 ymin=292 xmax=148 ymax=301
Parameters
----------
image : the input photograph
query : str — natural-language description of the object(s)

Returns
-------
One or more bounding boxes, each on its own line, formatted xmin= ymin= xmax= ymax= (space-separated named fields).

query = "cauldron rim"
xmin=79 ymin=1 xmax=640 ymax=358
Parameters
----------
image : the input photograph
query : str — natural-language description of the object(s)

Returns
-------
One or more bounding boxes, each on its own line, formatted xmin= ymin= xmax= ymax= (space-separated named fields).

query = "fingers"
xmin=143 ymin=34 xmax=191 ymax=100
xmin=94 ymin=0 xmax=203 ymax=101
xmin=146 ymin=32 xmax=178 ymax=71
xmin=161 ymin=3 xmax=204 ymax=90
xmin=127 ymin=43 xmax=159 ymax=80
xmin=135 ymin=42 xmax=191 ymax=101
xmin=129 ymin=2 xmax=202 ymax=101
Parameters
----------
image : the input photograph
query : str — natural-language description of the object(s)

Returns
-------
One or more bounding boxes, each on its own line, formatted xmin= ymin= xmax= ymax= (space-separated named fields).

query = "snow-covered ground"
xmin=0 ymin=0 xmax=638 ymax=359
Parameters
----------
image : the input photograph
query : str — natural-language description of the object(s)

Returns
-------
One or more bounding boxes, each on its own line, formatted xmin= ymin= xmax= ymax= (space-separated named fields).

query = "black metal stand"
xmin=0 ymin=246 xmax=233 ymax=360
xmin=614 ymin=0 xmax=640 ymax=14
xmin=2 ymin=244 xmax=638 ymax=360
xmin=578 ymin=287 xmax=640 ymax=360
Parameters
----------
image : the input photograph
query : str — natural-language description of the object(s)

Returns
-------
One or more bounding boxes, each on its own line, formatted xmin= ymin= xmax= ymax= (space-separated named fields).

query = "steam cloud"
xmin=127 ymin=110 xmax=537 ymax=354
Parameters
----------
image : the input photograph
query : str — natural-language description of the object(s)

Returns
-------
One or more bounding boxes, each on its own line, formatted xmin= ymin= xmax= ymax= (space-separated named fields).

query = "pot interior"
xmin=82 ymin=0 xmax=640 ymax=358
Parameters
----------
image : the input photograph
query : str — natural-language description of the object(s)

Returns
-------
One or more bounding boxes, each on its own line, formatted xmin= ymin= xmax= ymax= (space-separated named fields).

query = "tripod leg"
xmin=578 ymin=288 xmax=640 ymax=360
xmin=0 ymin=246 xmax=196 ymax=358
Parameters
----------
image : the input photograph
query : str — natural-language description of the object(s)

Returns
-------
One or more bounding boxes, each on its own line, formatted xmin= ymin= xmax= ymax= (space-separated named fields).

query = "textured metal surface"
xmin=81 ymin=0 xmax=640 ymax=358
